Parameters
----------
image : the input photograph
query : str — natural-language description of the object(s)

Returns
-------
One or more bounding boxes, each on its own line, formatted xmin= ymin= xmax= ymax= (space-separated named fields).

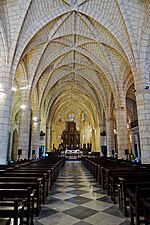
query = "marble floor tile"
xmin=97 ymin=196 xmax=113 ymax=204
xmin=36 ymin=206 xmax=59 ymax=219
xmin=65 ymin=196 xmax=92 ymax=205
xmin=45 ymin=196 xmax=61 ymax=204
xmin=46 ymin=201 xmax=78 ymax=212
xmin=35 ymin=161 xmax=131 ymax=225
xmin=81 ymin=200 xmax=113 ymax=211
xmin=52 ymin=193 xmax=77 ymax=200
xmin=80 ymin=192 xmax=105 ymax=200
xmin=67 ymin=184 xmax=87 ymax=188
xmin=66 ymin=190 xmax=88 ymax=195
xmin=74 ymin=222 xmax=92 ymax=225
xmin=37 ymin=213 xmax=80 ymax=225
xmin=102 ymin=205 xmax=124 ymax=218
xmin=79 ymin=186 xmax=101 ymax=192
xmin=54 ymin=187 xmax=76 ymax=192
xmin=63 ymin=206 xmax=99 ymax=219
xmin=83 ymin=212 xmax=126 ymax=225
xmin=57 ymin=182 xmax=76 ymax=186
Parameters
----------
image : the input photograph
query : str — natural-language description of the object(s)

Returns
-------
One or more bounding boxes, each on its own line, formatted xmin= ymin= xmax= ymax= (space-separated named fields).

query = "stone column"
xmin=18 ymin=89 xmax=31 ymax=159
xmin=39 ymin=118 xmax=46 ymax=155
xmin=135 ymin=88 xmax=150 ymax=163
xmin=115 ymin=106 xmax=128 ymax=159
xmin=95 ymin=126 xmax=100 ymax=152
xmin=32 ymin=112 xmax=40 ymax=159
xmin=135 ymin=134 xmax=141 ymax=159
xmin=130 ymin=131 xmax=136 ymax=157
xmin=105 ymin=113 xmax=114 ymax=157
xmin=50 ymin=126 xmax=53 ymax=150
xmin=99 ymin=125 xmax=107 ymax=147
xmin=0 ymin=86 xmax=12 ymax=164
xmin=46 ymin=125 xmax=51 ymax=152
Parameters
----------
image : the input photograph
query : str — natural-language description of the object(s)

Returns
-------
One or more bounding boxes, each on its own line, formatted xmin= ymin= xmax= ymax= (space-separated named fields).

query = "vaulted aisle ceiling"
xmin=11 ymin=0 xmax=147 ymax=124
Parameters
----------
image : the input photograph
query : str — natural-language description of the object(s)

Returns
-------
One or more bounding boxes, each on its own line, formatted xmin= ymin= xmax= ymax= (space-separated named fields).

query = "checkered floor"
xmin=34 ymin=160 xmax=130 ymax=225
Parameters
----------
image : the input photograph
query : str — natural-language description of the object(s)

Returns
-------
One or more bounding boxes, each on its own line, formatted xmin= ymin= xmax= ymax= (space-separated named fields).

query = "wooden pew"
xmin=0 ymin=188 xmax=35 ymax=225
xmin=0 ymin=218 xmax=11 ymax=225
xmin=110 ymin=172 xmax=150 ymax=204
xmin=16 ymin=166 xmax=55 ymax=187
xmin=10 ymin=168 xmax=52 ymax=190
xmin=0 ymin=181 xmax=42 ymax=216
xmin=4 ymin=171 xmax=49 ymax=194
xmin=84 ymin=157 xmax=137 ymax=186
xmin=0 ymin=176 xmax=46 ymax=205
xmin=0 ymin=198 xmax=25 ymax=225
xmin=101 ymin=165 xmax=137 ymax=193
xmin=118 ymin=178 xmax=150 ymax=217
xmin=141 ymin=198 xmax=150 ymax=225
xmin=128 ymin=187 xmax=150 ymax=225
xmin=1 ymin=174 xmax=47 ymax=204
xmin=7 ymin=157 xmax=65 ymax=187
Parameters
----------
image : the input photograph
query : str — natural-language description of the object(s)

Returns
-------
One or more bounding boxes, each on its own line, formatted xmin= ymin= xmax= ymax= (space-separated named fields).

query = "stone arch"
xmin=31 ymin=46 xmax=119 ymax=93
xmin=0 ymin=21 xmax=8 ymax=75
xmin=12 ymin=3 xmax=134 ymax=82
xmin=138 ymin=4 xmax=150 ymax=79
xmin=44 ymin=80 xmax=101 ymax=117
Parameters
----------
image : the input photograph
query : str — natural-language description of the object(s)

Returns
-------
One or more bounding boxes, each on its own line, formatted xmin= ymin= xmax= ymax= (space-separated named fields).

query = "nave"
xmin=34 ymin=161 xmax=130 ymax=225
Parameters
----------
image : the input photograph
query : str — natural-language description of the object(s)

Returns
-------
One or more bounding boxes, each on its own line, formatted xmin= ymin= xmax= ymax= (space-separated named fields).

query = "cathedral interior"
xmin=0 ymin=0 xmax=149 ymax=164
xmin=0 ymin=1 xmax=150 ymax=224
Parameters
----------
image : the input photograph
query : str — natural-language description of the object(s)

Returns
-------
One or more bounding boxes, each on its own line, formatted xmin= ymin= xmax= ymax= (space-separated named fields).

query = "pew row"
xmin=0 ymin=188 xmax=35 ymax=225
xmin=128 ymin=187 xmax=150 ymax=225
xmin=0 ymin=180 xmax=42 ymax=216
xmin=0 ymin=199 xmax=25 ymax=225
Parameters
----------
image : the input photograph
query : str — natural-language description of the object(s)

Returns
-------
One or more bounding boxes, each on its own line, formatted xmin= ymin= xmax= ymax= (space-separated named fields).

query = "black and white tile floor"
xmin=34 ymin=161 xmax=130 ymax=225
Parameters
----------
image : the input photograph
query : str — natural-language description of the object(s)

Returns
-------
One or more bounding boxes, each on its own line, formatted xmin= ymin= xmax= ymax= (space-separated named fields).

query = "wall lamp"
xmin=145 ymin=86 xmax=149 ymax=90
xmin=32 ymin=116 xmax=38 ymax=122
xmin=20 ymin=104 xmax=27 ymax=109
xmin=133 ymin=88 xmax=136 ymax=92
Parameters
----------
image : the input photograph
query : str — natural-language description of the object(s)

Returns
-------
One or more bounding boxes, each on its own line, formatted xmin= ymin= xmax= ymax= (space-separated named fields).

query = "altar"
xmin=61 ymin=149 xmax=83 ymax=160
xmin=61 ymin=121 xmax=80 ymax=150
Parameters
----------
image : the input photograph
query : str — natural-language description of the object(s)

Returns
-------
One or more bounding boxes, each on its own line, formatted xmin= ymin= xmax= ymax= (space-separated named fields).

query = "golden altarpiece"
xmin=62 ymin=121 xmax=80 ymax=149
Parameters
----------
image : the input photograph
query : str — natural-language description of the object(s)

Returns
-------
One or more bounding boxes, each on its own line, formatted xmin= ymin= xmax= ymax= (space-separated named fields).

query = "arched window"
xmin=70 ymin=114 xmax=74 ymax=121
xmin=58 ymin=114 xmax=61 ymax=121
xmin=83 ymin=113 xmax=87 ymax=121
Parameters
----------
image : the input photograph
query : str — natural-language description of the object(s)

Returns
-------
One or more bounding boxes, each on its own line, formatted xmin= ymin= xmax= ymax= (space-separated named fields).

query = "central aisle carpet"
xmin=34 ymin=160 xmax=130 ymax=225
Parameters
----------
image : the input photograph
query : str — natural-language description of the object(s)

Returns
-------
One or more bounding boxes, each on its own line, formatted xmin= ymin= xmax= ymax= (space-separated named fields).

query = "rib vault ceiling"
xmin=8 ymin=0 xmax=148 ymax=127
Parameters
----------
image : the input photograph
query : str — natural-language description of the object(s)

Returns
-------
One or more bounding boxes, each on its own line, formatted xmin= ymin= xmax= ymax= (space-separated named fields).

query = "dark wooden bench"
xmin=101 ymin=165 xmax=137 ymax=193
xmin=99 ymin=162 xmax=149 ymax=194
xmin=0 ymin=218 xmax=11 ymax=225
xmin=15 ymin=167 xmax=55 ymax=188
xmin=128 ymin=187 xmax=150 ymax=225
xmin=0 ymin=175 xmax=47 ymax=204
xmin=10 ymin=168 xmax=52 ymax=190
xmin=18 ymin=157 xmax=64 ymax=181
xmin=82 ymin=157 xmax=131 ymax=185
xmin=0 ymin=188 xmax=35 ymax=225
xmin=98 ymin=162 xmax=136 ymax=186
xmin=141 ymin=198 xmax=150 ymax=225
xmin=6 ymin=157 xmax=65 ymax=189
xmin=0 ymin=180 xmax=42 ymax=216
xmin=0 ymin=198 xmax=25 ymax=225
xmin=118 ymin=178 xmax=150 ymax=217
xmin=110 ymin=172 xmax=150 ymax=204
xmin=4 ymin=171 xmax=50 ymax=196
